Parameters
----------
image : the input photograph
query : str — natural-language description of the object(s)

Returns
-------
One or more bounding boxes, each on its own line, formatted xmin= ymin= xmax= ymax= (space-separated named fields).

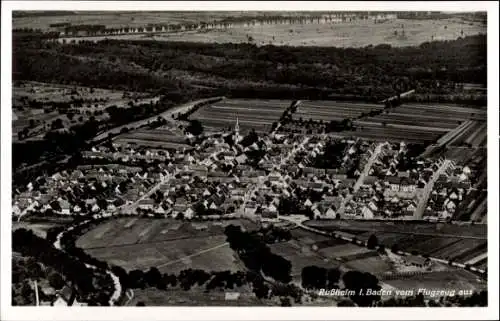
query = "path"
xmin=464 ymin=252 xmax=488 ymax=266
xmin=413 ymin=159 xmax=452 ymax=219
xmin=120 ymin=171 xmax=175 ymax=214
xmin=156 ymin=242 xmax=229 ymax=269
xmin=92 ymin=96 xmax=224 ymax=142
xmin=338 ymin=142 xmax=386 ymax=216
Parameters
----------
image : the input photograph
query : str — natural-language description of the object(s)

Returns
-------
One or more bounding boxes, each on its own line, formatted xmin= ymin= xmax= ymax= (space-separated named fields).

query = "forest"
xmin=13 ymin=34 xmax=486 ymax=102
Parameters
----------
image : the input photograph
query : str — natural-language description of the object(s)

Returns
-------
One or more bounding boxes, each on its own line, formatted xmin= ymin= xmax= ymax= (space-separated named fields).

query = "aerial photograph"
xmin=6 ymin=5 xmax=490 ymax=311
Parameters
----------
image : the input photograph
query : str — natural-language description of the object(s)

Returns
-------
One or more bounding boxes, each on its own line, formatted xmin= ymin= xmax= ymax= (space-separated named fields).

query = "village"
xmin=12 ymin=116 xmax=479 ymax=225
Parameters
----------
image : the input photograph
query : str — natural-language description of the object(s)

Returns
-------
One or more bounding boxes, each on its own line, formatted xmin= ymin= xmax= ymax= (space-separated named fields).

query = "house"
xmin=138 ymin=199 xmax=155 ymax=210
xmin=406 ymin=202 xmax=417 ymax=213
xmin=184 ymin=207 xmax=195 ymax=219
xmin=404 ymin=255 xmax=431 ymax=268
xmin=313 ymin=207 xmax=322 ymax=219
xmin=368 ymin=201 xmax=378 ymax=212
xmin=73 ymin=205 xmax=82 ymax=214
xmin=53 ymin=286 xmax=78 ymax=306
xmin=325 ymin=207 xmax=336 ymax=218
xmin=361 ymin=206 xmax=374 ymax=219
xmin=59 ymin=199 xmax=71 ymax=215
xmin=363 ymin=176 xmax=378 ymax=187
xmin=386 ymin=176 xmax=401 ymax=191
xmin=400 ymin=178 xmax=416 ymax=193
xmin=445 ymin=200 xmax=456 ymax=212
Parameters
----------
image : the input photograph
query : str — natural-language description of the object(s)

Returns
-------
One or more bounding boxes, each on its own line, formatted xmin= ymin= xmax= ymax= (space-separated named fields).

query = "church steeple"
xmin=234 ymin=116 xmax=241 ymax=143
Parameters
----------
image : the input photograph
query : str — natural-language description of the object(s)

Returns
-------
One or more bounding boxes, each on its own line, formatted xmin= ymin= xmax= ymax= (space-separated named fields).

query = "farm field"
xmin=56 ymin=17 xmax=486 ymax=48
xmin=303 ymin=220 xmax=487 ymax=239
xmin=344 ymin=256 xmax=393 ymax=274
xmin=76 ymin=218 xmax=258 ymax=273
xmin=352 ymin=103 xmax=486 ymax=145
xmin=447 ymin=121 xmax=487 ymax=147
xmin=113 ymin=128 xmax=192 ymax=151
xmin=293 ymin=100 xmax=384 ymax=122
xmin=303 ymin=220 xmax=487 ymax=265
xmin=340 ymin=125 xmax=442 ymax=144
xmin=190 ymin=99 xmax=290 ymax=133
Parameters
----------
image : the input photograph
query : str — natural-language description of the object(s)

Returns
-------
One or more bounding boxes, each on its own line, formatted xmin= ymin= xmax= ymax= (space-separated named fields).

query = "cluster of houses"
xmin=425 ymin=165 xmax=473 ymax=221
xmin=11 ymin=163 xmax=163 ymax=218
xmin=241 ymin=136 xmax=374 ymax=220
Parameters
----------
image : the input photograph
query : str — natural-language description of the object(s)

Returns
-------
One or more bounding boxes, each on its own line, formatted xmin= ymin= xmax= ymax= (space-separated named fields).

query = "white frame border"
xmin=1 ymin=1 xmax=499 ymax=320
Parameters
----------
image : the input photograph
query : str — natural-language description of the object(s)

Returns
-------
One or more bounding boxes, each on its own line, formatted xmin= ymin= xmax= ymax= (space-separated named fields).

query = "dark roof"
xmin=363 ymin=176 xmax=378 ymax=185
xmin=386 ymin=176 xmax=401 ymax=184
xmin=57 ymin=286 xmax=76 ymax=306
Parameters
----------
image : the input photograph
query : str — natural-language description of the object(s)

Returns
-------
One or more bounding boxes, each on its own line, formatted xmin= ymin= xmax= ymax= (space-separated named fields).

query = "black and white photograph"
xmin=1 ymin=1 xmax=498 ymax=320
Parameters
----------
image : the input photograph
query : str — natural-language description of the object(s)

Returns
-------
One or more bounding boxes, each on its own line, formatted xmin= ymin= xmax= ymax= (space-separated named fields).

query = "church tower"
xmin=234 ymin=117 xmax=241 ymax=143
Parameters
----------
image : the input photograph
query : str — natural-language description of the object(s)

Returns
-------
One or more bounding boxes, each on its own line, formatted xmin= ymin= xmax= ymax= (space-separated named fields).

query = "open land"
xmin=48 ymin=17 xmax=485 ymax=48
xmin=76 ymin=218 xmax=258 ymax=273
xmin=12 ymin=81 xmax=158 ymax=142
xmin=112 ymin=128 xmax=192 ymax=151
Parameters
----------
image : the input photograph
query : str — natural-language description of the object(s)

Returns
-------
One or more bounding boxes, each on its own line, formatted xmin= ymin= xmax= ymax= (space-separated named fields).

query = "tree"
xmin=301 ymin=266 xmax=327 ymax=289
xmin=48 ymin=272 xmax=65 ymax=290
xmin=342 ymin=271 xmax=381 ymax=307
xmin=367 ymin=234 xmax=378 ymax=250
xmin=20 ymin=281 xmax=33 ymax=303
xmin=186 ymin=120 xmax=204 ymax=136
xmin=144 ymin=267 xmax=162 ymax=288
xmin=326 ymin=268 xmax=341 ymax=288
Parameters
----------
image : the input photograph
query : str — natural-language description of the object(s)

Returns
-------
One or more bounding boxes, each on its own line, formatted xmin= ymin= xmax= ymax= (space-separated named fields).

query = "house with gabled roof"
xmin=362 ymin=206 xmax=374 ymax=219
xmin=53 ymin=286 xmax=80 ymax=306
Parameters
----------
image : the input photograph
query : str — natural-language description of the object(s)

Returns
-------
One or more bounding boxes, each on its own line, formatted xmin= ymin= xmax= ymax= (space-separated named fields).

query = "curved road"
xmin=53 ymin=217 xmax=122 ymax=306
